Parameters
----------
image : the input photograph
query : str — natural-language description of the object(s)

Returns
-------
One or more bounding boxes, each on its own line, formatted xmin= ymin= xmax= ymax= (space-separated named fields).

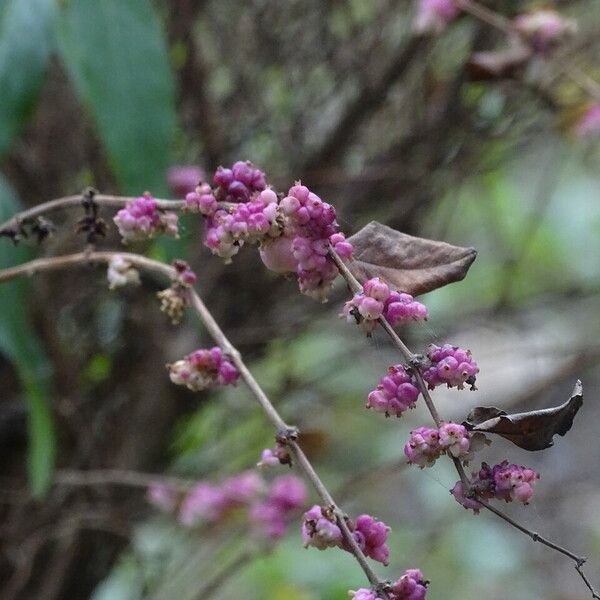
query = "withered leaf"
xmin=346 ymin=221 xmax=477 ymax=296
xmin=463 ymin=380 xmax=583 ymax=451
xmin=467 ymin=37 xmax=532 ymax=80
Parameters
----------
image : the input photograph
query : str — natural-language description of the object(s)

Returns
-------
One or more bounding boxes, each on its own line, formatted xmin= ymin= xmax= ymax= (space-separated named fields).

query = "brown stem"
xmin=53 ymin=468 xmax=195 ymax=492
xmin=329 ymin=245 xmax=599 ymax=599
xmin=0 ymin=195 xmax=186 ymax=235
xmin=0 ymin=251 xmax=390 ymax=597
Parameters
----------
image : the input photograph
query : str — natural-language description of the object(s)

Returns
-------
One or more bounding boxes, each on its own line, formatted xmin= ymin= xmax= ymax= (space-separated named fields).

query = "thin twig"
xmin=0 ymin=251 xmax=391 ymax=598
xmin=54 ymin=469 xmax=195 ymax=492
xmin=0 ymin=195 xmax=186 ymax=235
xmin=328 ymin=245 xmax=599 ymax=599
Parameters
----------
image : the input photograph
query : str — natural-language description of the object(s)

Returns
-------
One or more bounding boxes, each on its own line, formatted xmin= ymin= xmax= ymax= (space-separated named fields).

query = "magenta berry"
xmin=383 ymin=292 xmax=428 ymax=326
xmin=213 ymin=160 xmax=266 ymax=203
xmin=391 ymin=568 xmax=428 ymax=599
xmin=349 ymin=569 xmax=428 ymax=600
xmin=366 ymin=365 xmax=420 ymax=417
xmin=168 ymin=346 xmax=239 ymax=391
xmin=452 ymin=461 xmax=540 ymax=513
xmin=404 ymin=427 xmax=441 ymax=468
xmin=114 ymin=193 xmax=179 ymax=243
xmin=302 ymin=505 xmax=343 ymax=550
xmin=405 ymin=422 xmax=481 ymax=468
xmin=343 ymin=279 xmax=427 ymax=334
xmin=422 ymin=343 xmax=479 ymax=390
xmin=351 ymin=514 xmax=391 ymax=565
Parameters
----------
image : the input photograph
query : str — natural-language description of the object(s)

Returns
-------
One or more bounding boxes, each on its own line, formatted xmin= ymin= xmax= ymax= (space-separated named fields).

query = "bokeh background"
xmin=1 ymin=1 xmax=600 ymax=599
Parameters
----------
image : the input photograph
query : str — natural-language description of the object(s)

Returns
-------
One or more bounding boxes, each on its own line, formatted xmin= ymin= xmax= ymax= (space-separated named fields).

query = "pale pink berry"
xmin=260 ymin=235 xmax=298 ymax=273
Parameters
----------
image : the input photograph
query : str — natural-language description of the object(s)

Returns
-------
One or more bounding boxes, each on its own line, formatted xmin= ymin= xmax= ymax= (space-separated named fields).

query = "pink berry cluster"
xmin=149 ymin=470 xmax=307 ymax=541
xmin=113 ymin=193 xmax=179 ymax=243
xmin=205 ymin=188 xmax=281 ymax=263
xmin=350 ymin=569 xmax=428 ymax=600
xmin=366 ymin=365 xmax=420 ymax=417
xmin=186 ymin=161 xmax=353 ymax=300
xmin=184 ymin=162 xmax=277 ymax=263
xmin=404 ymin=423 xmax=483 ymax=468
xmin=302 ymin=506 xmax=390 ymax=565
xmin=167 ymin=346 xmax=240 ymax=391
xmin=214 ymin=161 xmax=267 ymax=202
xmin=342 ymin=277 xmax=428 ymax=334
xmin=273 ymin=183 xmax=352 ymax=301
xmin=422 ymin=343 xmax=479 ymax=390
xmin=414 ymin=0 xmax=459 ymax=34
xmin=451 ymin=461 xmax=540 ymax=513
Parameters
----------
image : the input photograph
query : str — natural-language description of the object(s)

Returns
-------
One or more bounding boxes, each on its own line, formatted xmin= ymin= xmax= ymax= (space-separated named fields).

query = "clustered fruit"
xmin=350 ymin=568 xmax=428 ymax=600
xmin=342 ymin=277 xmax=428 ymax=334
xmin=451 ymin=461 xmax=540 ymax=513
xmin=167 ymin=346 xmax=240 ymax=391
xmin=366 ymin=365 xmax=420 ymax=417
xmin=302 ymin=506 xmax=391 ymax=565
xmin=118 ymin=159 xmax=549 ymax=597
xmin=422 ymin=343 xmax=479 ymax=390
xmin=148 ymin=469 xmax=307 ymax=541
xmin=113 ymin=193 xmax=179 ymax=243
xmin=179 ymin=161 xmax=354 ymax=301
xmin=404 ymin=423 xmax=485 ymax=468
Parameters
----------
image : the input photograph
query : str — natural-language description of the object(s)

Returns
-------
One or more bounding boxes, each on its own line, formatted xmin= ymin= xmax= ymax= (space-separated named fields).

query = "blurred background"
xmin=1 ymin=1 xmax=600 ymax=599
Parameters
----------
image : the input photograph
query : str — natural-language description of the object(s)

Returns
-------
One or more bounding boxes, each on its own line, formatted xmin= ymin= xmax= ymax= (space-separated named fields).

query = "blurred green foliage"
xmin=0 ymin=177 xmax=55 ymax=496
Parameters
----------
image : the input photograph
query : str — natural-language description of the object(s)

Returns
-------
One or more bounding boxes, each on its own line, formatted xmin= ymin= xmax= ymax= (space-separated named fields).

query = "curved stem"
xmin=0 ymin=195 xmax=187 ymax=235
xmin=329 ymin=246 xmax=598 ymax=598
xmin=0 ymin=251 xmax=390 ymax=597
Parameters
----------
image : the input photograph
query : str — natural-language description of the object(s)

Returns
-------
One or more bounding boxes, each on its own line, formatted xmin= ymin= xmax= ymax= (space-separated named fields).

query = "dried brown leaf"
xmin=463 ymin=380 xmax=583 ymax=451
xmin=346 ymin=221 xmax=477 ymax=296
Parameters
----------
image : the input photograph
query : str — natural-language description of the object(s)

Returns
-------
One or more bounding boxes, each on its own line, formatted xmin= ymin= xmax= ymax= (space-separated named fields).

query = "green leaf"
xmin=0 ymin=0 xmax=55 ymax=157
xmin=0 ymin=176 xmax=55 ymax=496
xmin=56 ymin=0 xmax=177 ymax=194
